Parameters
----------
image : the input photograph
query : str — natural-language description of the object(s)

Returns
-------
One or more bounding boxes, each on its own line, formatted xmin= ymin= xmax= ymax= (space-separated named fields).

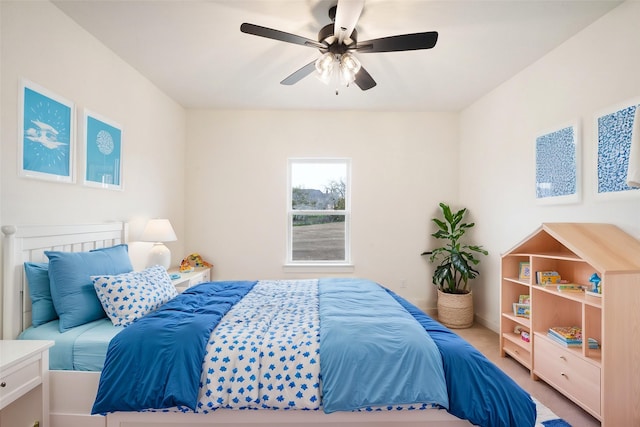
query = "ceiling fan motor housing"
xmin=318 ymin=24 xmax=357 ymax=54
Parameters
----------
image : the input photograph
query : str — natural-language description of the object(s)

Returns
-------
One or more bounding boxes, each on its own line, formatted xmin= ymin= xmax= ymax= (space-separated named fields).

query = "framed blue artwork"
xmin=535 ymin=122 xmax=580 ymax=204
xmin=19 ymin=79 xmax=75 ymax=183
xmin=596 ymin=100 xmax=640 ymax=198
xmin=83 ymin=110 xmax=123 ymax=190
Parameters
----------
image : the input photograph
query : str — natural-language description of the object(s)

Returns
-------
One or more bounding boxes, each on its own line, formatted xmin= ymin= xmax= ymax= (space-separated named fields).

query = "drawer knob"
xmin=0 ymin=381 xmax=6 ymax=388
xmin=561 ymin=372 xmax=568 ymax=379
xmin=560 ymin=355 xmax=567 ymax=361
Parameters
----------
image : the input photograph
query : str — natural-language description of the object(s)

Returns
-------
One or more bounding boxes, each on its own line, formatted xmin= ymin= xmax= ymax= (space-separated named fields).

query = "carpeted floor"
xmin=534 ymin=398 xmax=572 ymax=427
xmin=454 ymin=323 xmax=600 ymax=427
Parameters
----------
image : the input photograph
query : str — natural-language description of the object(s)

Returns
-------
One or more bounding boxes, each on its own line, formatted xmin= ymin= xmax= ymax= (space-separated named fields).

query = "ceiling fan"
xmin=240 ymin=0 xmax=438 ymax=91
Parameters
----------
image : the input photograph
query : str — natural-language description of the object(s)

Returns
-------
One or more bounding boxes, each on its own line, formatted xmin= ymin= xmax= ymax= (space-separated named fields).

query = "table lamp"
xmin=141 ymin=219 xmax=177 ymax=269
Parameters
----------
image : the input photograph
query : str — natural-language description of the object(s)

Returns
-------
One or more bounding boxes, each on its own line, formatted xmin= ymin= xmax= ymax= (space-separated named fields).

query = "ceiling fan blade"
xmin=281 ymin=60 xmax=317 ymax=85
xmin=334 ymin=0 xmax=364 ymax=44
xmin=240 ymin=23 xmax=327 ymax=49
xmin=356 ymin=31 xmax=438 ymax=53
xmin=354 ymin=66 xmax=377 ymax=91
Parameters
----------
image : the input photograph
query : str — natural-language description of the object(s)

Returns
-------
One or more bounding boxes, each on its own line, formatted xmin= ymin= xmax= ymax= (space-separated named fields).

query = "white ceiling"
xmin=52 ymin=0 xmax=622 ymax=111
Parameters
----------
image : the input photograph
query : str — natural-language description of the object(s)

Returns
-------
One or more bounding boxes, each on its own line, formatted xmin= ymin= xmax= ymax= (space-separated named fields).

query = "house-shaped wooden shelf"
xmin=499 ymin=223 xmax=640 ymax=426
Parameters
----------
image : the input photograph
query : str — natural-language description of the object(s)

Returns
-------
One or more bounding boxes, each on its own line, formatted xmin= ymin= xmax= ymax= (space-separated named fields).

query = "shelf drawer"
xmin=534 ymin=335 xmax=600 ymax=416
xmin=0 ymin=358 xmax=41 ymax=409
xmin=503 ymin=337 xmax=531 ymax=369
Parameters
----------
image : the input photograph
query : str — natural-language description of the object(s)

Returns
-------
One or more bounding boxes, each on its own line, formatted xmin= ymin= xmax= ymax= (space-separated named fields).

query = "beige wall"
xmin=185 ymin=110 xmax=459 ymax=309
xmin=0 ymin=1 xmax=187 ymax=264
xmin=2 ymin=0 xmax=639 ymax=329
xmin=460 ymin=0 xmax=640 ymax=330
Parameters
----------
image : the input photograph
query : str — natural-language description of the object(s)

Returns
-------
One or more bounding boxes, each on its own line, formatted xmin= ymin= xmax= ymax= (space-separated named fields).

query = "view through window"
xmin=288 ymin=159 xmax=350 ymax=263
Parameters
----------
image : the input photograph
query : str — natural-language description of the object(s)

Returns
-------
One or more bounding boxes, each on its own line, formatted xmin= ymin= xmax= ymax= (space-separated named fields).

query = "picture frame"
xmin=83 ymin=109 xmax=123 ymax=190
xmin=518 ymin=262 xmax=531 ymax=281
xmin=535 ymin=122 xmax=580 ymax=204
xmin=18 ymin=79 xmax=75 ymax=183
xmin=595 ymin=98 xmax=640 ymax=199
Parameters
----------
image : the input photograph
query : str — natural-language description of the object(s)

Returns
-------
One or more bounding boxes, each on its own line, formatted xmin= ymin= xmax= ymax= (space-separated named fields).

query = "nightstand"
xmin=0 ymin=340 xmax=54 ymax=427
xmin=168 ymin=266 xmax=211 ymax=292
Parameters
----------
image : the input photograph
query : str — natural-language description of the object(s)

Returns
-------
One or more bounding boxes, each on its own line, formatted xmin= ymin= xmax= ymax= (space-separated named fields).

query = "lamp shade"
xmin=141 ymin=219 xmax=176 ymax=270
xmin=141 ymin=219 xmax=177 ymax=243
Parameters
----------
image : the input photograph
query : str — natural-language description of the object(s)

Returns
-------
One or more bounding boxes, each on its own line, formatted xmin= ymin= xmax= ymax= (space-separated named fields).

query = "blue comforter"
xmin=92 ymin=279 xmax=536 ymax=427
xmin=386 ymin=288 xmax=536 ymax=427
xmin=92 ymin=281 xmax=256 ymax=414
xmin=319 ymin=278 xmax=449 ymax=412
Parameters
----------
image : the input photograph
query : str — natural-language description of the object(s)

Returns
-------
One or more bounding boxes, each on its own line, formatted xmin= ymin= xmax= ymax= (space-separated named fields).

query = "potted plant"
xmin=421 ymin=202 xmax=488 ymax=328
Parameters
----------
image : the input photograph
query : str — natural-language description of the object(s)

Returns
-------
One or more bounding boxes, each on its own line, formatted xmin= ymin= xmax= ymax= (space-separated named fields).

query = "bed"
xmin=1 ymin=222 xmax=537 ymax=427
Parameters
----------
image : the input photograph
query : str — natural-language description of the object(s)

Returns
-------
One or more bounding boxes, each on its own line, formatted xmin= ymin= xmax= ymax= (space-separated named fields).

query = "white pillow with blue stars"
xmin=92 ymin=265 xmax=178 ymax=327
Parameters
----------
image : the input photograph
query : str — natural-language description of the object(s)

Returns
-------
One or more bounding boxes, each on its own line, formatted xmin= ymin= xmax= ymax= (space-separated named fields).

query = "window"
xmin=287 ymin=158 xmax=351 ymax=265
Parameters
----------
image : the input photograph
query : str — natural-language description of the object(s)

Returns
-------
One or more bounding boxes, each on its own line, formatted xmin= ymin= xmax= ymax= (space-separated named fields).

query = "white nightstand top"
xmin=0 ymin=340 xmax=54 ymax=370
xmin=168 ymin=266 xmax=210 ymax=279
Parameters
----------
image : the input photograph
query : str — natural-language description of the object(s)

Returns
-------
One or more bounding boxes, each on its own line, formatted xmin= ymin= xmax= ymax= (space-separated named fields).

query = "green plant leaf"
xmin=425 ymin=202 xmax=488 ymax=293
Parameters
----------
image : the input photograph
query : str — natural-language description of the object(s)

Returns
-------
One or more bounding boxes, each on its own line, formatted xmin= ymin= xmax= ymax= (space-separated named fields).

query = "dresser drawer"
xmin=534 ymin=334 xmax=600 ymax=416
xmin=0 ymin=358 xmax=41 ymax=409
xmin=189 ymin=269 xmax=210 ymax=286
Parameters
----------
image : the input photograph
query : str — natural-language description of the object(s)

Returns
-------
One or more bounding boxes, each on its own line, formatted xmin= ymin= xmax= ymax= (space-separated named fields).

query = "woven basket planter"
xmin=437 ymin=289 xmax=474 ymax=329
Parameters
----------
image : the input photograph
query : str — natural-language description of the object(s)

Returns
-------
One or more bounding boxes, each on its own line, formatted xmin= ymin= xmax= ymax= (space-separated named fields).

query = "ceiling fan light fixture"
xmin=339 ymin=53 xmax=361 ymax=84
xmin=315 ymin=52 xmax=335 ymax=83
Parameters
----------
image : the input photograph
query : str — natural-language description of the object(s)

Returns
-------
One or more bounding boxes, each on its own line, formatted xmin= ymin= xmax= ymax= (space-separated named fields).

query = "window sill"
xmin=282 ymin=263 xmax=355 ymax=274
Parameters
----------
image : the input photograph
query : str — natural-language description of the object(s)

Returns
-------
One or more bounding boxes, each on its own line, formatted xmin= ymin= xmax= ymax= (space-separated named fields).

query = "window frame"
xmin=285 ymin=158 xmax=352 ymax=269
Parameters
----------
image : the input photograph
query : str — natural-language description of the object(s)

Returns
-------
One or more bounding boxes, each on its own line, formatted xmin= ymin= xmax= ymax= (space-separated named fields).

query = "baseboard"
xmin=473 ymin=313 xmax=498 ymax=333
xmin=421 ymin=308 xmax=499 ymax=333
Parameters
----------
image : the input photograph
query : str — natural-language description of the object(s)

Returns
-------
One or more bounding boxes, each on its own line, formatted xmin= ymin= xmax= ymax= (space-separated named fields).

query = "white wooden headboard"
xmin=1 ymin=222 xmax=128 ymax=339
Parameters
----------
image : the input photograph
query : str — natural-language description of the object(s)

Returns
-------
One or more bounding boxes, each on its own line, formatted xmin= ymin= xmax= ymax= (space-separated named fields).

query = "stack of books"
xmin=547 ymin=326 xmax=600 ymax=349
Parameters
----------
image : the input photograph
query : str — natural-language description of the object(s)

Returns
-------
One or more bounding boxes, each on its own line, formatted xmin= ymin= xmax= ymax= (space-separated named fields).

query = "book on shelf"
xmin=518 ymin=262 xmax=531 ymax=280
xmin=548 ymin=335 xmax=601 ymax=349
xmin=587 ymin=338 xmax=600 ymax=349
xmin=518 ymin=294 xmax=530 ymax=304
xmin=585 ymin=289 xmax=602 ymax=298
xmin=536 ymin=271 xmax=561 ymax=285
xmin=547 ymin=332 xmax=600 ymax=349
xmin=513 ymin=303 xmax=530 ymax=318
xmin=548 ymin=326 xmax=582 ymax=341
xmin=548 ymin=334 xmax=582 ymax=345
xmin=556 ymin=284 xmax=586 ymax=292
xmin=547 ymin=333 xmax=582 ymax=347
xmin=546 ymin=326 xmax=600 ymax=349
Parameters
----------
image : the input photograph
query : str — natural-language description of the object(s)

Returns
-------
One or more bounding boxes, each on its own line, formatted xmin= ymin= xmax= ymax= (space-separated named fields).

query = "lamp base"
xmin=147 ymin=243 xmax=171 ymax=270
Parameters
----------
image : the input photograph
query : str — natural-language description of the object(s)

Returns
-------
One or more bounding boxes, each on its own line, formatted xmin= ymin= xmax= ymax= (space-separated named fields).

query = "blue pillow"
xmin=46 ymin=244 xmax=133 ymax=332
xmin=24 ymin=262 xmax=58 ymax=327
